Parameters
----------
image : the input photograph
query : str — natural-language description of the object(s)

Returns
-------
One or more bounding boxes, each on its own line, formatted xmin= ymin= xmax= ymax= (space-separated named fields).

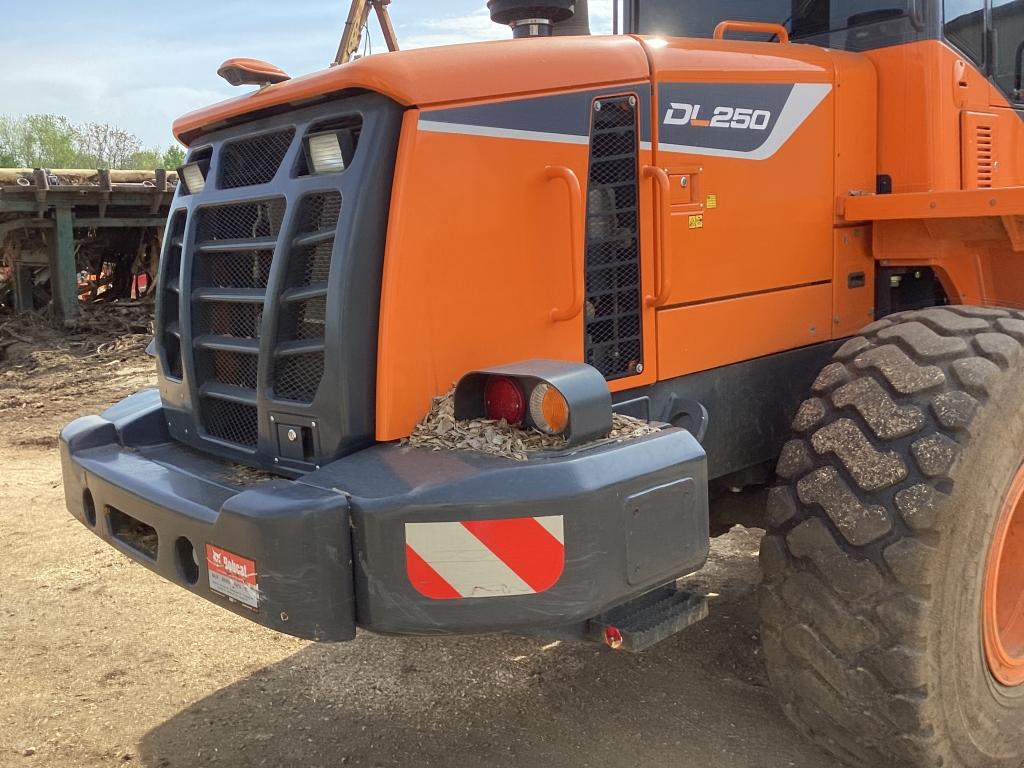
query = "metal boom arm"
xmin=334 ymin=0 xmax=399 ymax=66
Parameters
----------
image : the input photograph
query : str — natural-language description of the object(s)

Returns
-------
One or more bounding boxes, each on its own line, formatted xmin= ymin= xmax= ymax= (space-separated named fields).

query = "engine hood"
xmin=173 ymin=35 xmax=651 ymax=144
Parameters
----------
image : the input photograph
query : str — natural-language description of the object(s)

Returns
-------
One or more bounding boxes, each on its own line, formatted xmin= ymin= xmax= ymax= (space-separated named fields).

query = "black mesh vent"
xmin=273 ymin=354 xmax=326 ymax=403
xmin=198 ymin=303 xmax=264 ymax=339
xmin=194 ymin=250 xmax=273 ymax=289
xmin=196 ymin=200 xmax=285 ymax=242
xmin=160 ymin=212 xmax=187 ymax=380
xmin=296 ymin=192 xmax=342 ymax=234
xmin=584 ymin=96 xmax=643 ymax=380
xmin=289 ymin=241 xmax=334 ymax=287
xmin=219 ymin=129 xmax=295 ymax=189
xmin=202 ymin=350 xmax=259 ymax=390
xmin=201 ymin=399 xmax=259 ymax=448
xmin=270 ymin=192 xmax=340 ymax=404
xmin=278 ymin=298 xmax=327 ymax=341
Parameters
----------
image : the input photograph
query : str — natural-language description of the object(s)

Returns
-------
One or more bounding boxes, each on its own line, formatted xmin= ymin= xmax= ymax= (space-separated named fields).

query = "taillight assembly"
xmin=454 ymin=361 xmax=612 ymax=447
xmin=484 ymin=376 xmax=526 ymax=424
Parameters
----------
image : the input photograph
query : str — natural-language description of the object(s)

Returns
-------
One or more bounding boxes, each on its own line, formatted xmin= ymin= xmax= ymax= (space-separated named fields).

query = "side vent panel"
xmin=961 ymin=111 xmax=997 ymax=190
xmin=271 ymin=192 xmax=341 ymax=404
xmin=159 ymin=212 xmax=187 ymax=380
xmin=583 ymin=95 xmax=643 ymax=380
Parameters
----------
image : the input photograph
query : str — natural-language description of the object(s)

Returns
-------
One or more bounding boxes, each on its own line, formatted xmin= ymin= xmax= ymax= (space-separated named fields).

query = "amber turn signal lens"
xmin=529 ymin=382 xmax=570 ymax=435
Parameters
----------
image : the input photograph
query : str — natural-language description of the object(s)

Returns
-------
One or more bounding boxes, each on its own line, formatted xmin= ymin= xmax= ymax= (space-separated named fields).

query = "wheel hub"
xmin=984 ymin=464 xmax=1024 ymax=687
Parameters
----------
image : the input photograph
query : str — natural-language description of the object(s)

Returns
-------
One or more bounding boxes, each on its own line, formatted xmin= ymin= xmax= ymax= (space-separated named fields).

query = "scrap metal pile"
xmin=406 ymin=389 xmax=661 ymax=461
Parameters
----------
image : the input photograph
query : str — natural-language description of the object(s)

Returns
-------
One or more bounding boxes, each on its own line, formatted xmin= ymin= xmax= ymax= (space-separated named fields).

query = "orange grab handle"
xmin=642 ymin=165 xmax=672 ymax=308
xmin=713 ymin=20 xmax=790 ymax=43
xmin=545 ymin=165 xmax=585 ymax=322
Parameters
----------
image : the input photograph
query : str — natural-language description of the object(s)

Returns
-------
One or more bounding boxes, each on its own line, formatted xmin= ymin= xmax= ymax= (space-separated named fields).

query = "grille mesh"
xmin=296 ymin=192 xmax=342 ymax=234
xmin=279 ymin=297 xmax=327 ymax=341
xmin=195 ymin=250 xmax=273 ymax=289
xmin=197 ymin=200 xmax=285 ymax=242
xmin=219 ymin=129 xmax=295 ymax=189
xmin=273 ymin=354 xmax=326 ymax=403
xmin=198 ymin=303 xmax=264 ymax=339
xmin=584 ymin=96 xmax=643 ymax=380
xmin=271 ymin=192 xmax=341 ymax=403
xmin=204 ymin=350 xmax=259 ymax=390
xmin=201 ymin=399 xmax=259 ymax=448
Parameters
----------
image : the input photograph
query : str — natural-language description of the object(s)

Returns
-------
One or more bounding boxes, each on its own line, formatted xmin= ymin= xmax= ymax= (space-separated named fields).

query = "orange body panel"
xmin=172 ymin=31 xmax=1024 ymax=440
xmin=375 ymin=102 xmax=658 ymax=441
xmin=656 ymin=283 xmax=834 ymax=379
xmin=174 ymin=37 xmax=651 ymax=144
xmin=867 ymin=40 xmax=1024 ymax=194
xmin=832 ymin=226 xmax=876 ymax=337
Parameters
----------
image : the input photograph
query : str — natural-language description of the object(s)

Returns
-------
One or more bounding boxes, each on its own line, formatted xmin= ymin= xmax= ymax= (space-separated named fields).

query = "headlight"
xmin=178 ymin=161 xmax=209 ymax=194
xmin=305 ymin=131 xmax=346 ymax=174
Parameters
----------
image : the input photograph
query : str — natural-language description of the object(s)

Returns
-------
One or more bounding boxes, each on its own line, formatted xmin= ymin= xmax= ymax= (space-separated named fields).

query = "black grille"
xmin=273 ymin=353 xmax=326 ymax=402
xmin=197 ymin=200 xmax=285 ymax=242
xmin=201 ymin=399 xmax=259 ymax=448
xmin=271 ymin=192 xmax=341 ymax=403
xmin=195 ymin=250 xmax=273 ymax=289
xmin=584 ymin=96 xmax=643 ymax=380
xmin=278 ymin=298 xmax=327 ymax=341
xmin=219 ymin=129 xmax=295 ymax=189
xmin=160 ymin=212 xmax=186 ymax=380
xmin=190 ymin=200 xmax=285 ymax=450
xmin=202 ymin=350 xmax=259 ymax=389
xmin=198 ymin=302 xmax=264 ymax=338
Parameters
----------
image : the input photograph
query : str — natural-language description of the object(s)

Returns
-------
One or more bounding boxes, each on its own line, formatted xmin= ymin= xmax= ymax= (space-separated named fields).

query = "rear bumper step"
xmin=61 ymin=389 xmax=710 ymax=642
xmin=587 ymin=585 xmax=709 ymax=652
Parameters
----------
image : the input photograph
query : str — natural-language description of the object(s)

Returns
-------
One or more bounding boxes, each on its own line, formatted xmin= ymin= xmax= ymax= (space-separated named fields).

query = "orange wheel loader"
xmin=59 ymin=1 xmax=1024 ymax=764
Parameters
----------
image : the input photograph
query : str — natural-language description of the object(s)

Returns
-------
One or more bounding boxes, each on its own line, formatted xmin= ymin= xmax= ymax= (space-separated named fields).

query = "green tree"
xmin=0 ymin=114 xmax=83 ymax=167
xmin=162 ymin=144 xmax=186 ymax=170
xmin=0 ymin=114 xmax=184 ymax=170
xmin=129 ymin=148 xmax=164 ymax=170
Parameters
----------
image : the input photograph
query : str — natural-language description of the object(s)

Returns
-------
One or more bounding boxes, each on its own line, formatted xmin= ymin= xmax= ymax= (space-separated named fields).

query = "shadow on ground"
xmin=138 ymin=525 xmax=841 ymax=768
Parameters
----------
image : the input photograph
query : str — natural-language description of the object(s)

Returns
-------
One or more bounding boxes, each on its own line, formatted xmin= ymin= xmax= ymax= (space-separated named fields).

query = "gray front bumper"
xmin=61 ymin=389 xmax=710 ymax=641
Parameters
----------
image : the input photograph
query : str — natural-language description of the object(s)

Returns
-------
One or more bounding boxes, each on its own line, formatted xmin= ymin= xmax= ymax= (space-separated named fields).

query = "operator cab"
xmin=624 ymin=0 xmax=1024 ymax=106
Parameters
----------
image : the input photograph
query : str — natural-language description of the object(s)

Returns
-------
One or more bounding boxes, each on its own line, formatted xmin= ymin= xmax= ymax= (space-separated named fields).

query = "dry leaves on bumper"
xmin=404 ymin=390 xmax=661 ymax=461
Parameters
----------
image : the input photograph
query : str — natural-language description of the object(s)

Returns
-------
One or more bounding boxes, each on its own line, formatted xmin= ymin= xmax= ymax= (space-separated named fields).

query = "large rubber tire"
xmin=759 ymin=306 xmax=1024 ymax=767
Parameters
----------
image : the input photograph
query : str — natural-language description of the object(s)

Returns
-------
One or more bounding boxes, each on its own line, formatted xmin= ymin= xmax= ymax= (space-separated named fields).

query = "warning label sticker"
xmin=206 ymin=544 xmax=259 ymax=610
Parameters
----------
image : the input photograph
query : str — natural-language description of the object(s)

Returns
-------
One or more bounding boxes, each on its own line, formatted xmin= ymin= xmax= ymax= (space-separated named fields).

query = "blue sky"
xmin=2 ymin=1 xmax=613 ymax=149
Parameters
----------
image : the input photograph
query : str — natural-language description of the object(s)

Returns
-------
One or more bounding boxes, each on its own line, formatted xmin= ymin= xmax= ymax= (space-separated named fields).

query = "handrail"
xmin=545 ymin=166 xmax=585 ymax=322
xmin=642 ymin=166 xmax=672 ymax=308
xmin=713 ymin=20 xmax=790 ymax=44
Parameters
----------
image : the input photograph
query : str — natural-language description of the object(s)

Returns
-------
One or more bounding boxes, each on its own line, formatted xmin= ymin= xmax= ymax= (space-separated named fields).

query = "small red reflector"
xmin=604 ymin=626 xmax=624 ymax=650
xmin=484 ymin=376 xmax=525 ymax=425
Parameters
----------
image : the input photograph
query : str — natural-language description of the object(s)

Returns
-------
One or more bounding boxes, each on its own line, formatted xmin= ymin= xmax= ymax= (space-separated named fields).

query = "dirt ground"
xmin=0 ymin=308 xmax=843 ymax=768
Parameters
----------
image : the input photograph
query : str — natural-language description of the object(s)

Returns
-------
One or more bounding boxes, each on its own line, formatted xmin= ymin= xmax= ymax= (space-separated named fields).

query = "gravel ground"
xmin=0 ymin=321 xmax=842 ymax=768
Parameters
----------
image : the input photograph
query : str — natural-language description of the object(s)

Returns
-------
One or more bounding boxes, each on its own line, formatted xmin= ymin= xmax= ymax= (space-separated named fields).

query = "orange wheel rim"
xmin=984 ymin=464 xmax=1024 ymax=687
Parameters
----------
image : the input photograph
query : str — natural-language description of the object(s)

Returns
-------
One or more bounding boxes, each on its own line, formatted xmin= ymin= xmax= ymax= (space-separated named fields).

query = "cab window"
xmin=631 ymin=0 xmax=791 ymax=40
xmin=992 ymin=0 xmax=1024 ymax=102
xmin=944 ymin=0 xmax=987 ymax=63
xmin=792 ymin=0 xmax=912 ymax=37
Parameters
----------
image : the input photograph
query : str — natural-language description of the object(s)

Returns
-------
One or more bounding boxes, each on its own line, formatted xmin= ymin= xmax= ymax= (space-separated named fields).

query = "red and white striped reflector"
xmin=405 ymin=515 xmax=565 ymax=599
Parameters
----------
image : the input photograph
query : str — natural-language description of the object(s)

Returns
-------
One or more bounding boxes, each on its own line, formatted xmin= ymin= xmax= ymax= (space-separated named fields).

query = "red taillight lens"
xmin=484 ymin=376 xmax=525 ymax=425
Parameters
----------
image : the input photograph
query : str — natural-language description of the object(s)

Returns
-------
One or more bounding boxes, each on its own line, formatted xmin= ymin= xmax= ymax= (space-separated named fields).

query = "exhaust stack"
xmin=487 ymin=1 xmax=577 ymax=38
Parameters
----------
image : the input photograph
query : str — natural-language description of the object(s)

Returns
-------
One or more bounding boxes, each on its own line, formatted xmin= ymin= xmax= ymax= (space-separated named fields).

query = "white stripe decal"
xmin=658 ymin=83 xmax=833 ymax=161
xmin=406 ymin=522 xmax=534 ymax=598
xmin=419 ymin=120 xmax=590 ymax=146
xmin=534 ymin=515 xmax=565 ymax=545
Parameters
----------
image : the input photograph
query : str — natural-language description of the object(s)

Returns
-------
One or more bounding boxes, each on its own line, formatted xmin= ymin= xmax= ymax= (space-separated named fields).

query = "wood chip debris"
xmin=404 ymin=389 xmax=661 ymax=461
